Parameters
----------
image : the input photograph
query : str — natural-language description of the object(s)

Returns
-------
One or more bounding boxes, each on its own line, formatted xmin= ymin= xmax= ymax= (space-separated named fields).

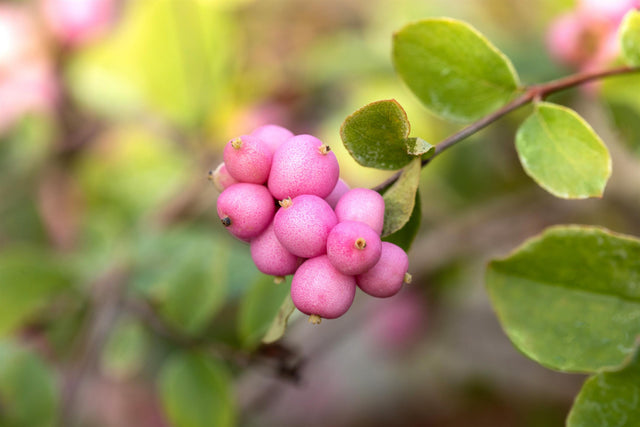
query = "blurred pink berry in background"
xmin=546 ymin=0 xmax=639 ymax=71
xmin=0 ymin=5 xmax=56 ymax=133
xmin=41 ymin=0 xmax=115 ymax=46
xmin=366 ymin=289 xmax=428 ymax=355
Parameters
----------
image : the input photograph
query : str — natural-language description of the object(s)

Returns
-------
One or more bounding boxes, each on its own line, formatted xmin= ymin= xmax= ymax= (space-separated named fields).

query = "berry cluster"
xmin=212 ymin=125 xmax=411 ymax=324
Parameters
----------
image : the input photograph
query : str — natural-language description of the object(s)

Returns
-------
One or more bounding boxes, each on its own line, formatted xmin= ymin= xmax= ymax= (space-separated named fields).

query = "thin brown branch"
xmin=373 ymin=65 xmax=640 ymax=192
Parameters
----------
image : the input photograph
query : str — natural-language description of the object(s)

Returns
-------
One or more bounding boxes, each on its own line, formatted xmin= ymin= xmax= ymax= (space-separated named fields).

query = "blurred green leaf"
xmin=0 ymin=341 xmax=58 ymax=427
xmin=69 ymin=0 xmax=235 ymax=127
xmin=77 ymin=126 xmax=189 ymax=225
xmin=620 ymin=10 xmax=640 ymax=66
xmin=381 ymin=158 xmax=421 ymax=237
xmin=132 ymin=227 xmax=228 ymax=336
xmin=262 ymin=295 xmax=296 ymax=345
xmin=392 ymin=18 xmax=519 ymax=123
xmin=515 ymin=102 xmax=611 ymax=199
xmin=341 ymin=99 xmax=423 ymax=170
xmin=100 ymin=316 xmax=148 ymax=380
xmin=568 ymin=353 xmax=640 ymax=427
xmin=487 ymin=225 xmax=640 ymax=373
xmin=382 ymin=191 xmax=421 ymax=251
xmin=159 ymin=352 xmax=235 ymax=427
xmin=0 ymin=249 xmax=73 ymax=336
xmin=606 ymin=101 xmax=640 ymax=157
xmin=238 ymin=274 xmax=291 ymax=349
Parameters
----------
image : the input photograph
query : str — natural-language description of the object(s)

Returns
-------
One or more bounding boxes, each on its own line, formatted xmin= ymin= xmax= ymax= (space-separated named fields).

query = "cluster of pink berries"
xmin=212 ymin=125 xmax=411 ymax=324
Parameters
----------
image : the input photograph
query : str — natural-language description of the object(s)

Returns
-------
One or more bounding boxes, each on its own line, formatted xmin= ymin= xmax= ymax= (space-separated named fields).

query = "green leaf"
xmin=381 ymin=158 xmax=421 ymax=237
xmin=567 ymin=353 xmax=640 ymax=427
xmin=487 ymin=225 xmax=640 ymax=373
xmin=392 ymin=18 xmax=520 ymax=123
xmin=132 ymin=227 xmax=228 ymax=336
xmin=0 ymin=249 xmax=73 ymax=337
xmin=606 ymin=101 xmax=640 ymax=157
xmin=159 ymin=352 xmax=235 ymax=427
xmin=100 ymin=317 xmax=148 ymax=380
xmin=341 ymin=99 xmax=422 ymax=170
xmin=69 ymin=0 xmax=235 ymax=127
xmin=620 ymin=10 xmax=640 ymax=66
xmin=515 ymin=102 xmax=611 ymax=199
xmin=262 ymin=295 xmax=296 ymax=345
xmin=382 ymin=191 xmax=421 ymax=251
xmin=0 ymin=341 xmax=58 ymax=427
xmin=238 ymin=274 xmax=292 ymax=349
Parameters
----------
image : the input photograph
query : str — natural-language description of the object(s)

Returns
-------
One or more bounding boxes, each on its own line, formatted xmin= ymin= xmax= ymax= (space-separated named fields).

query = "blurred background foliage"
xmin=1 ymin=0 xmax=639 ymax=426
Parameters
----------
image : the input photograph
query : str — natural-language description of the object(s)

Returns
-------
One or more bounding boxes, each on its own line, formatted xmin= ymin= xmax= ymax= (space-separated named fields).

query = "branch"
xmin=373 ymin=65 xmax=640 ymax=192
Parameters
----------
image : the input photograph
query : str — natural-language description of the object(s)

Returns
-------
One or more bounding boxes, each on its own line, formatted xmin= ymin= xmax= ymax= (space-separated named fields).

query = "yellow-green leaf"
xmin=515 ymin=102 xmax=611 ymax=199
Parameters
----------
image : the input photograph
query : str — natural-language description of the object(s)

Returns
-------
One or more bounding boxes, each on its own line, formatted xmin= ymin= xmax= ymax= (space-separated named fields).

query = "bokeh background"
xmin=1 ymin=0 xmax=640 ymax=426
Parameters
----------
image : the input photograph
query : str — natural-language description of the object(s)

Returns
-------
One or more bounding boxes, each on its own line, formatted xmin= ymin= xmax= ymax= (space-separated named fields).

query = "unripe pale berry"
xmin=216 ymin=183 xmax=275 ymax=241
xmin=335 ymin=188 xmax=385 ymax=235
xmin=324 ymin=178 xmax=350 ymax=209
xmin=356 ymin=242 xmax=410 ymax=298
xmin=250 ymin=124 xmax=294 ymax=154
xmin=268 ymin=134 xmax=339 ymax=200
xmin=223 ymin=134 xmax=272 ymax=184
xmin=326 ymin=221 xmax=382 ymax=275
xmin=291 ymin=255 xmax=356 ymax=324
xmin=209 ymin=162 xmax=238 ymax=192
xmin=273 ymin=194 xmax=337 ymax=258
xmin=250 ymin=222 xmax=301 ymax=277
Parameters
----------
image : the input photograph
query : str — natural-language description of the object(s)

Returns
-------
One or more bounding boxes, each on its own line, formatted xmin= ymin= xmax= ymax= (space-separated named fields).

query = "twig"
xmin=372 ymin=65 xmax=640 ymax=192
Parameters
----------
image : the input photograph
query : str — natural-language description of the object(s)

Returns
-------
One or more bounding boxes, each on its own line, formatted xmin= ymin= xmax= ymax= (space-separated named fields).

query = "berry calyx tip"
xmin=221 ymin=216 xmax=232 ymax=227
xmin=308 ymin=314 xmax=322 ymax=325
xmin=279 ymin=197 xmax=293 ymax=208
xmin=354 ymin=237 xmax=367 ymax=250
xmin=273 ymin=276 xmax=285 ymax=284
xmin=207 ymin=170 xmax=214 ymax=180
xmin=318 ymin=145 xmax=331 ymax=155
xmin=231 ymin=137 xmax=243 ymax=149
xmin=404 ymin=272 xmax=412 ymax=284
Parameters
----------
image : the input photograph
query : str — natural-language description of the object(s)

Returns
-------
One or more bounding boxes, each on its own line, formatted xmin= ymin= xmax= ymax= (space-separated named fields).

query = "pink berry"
xmin=268 ymin=134 xmax=339 ymax=200
xmin=273 ymin=194 xmax=337 ymax=258
xmin=216 ymin=183 xmax=275 ymax=241
xmin=335 ymin=188 xmax=385 ymax=235
xmin=324 ymin=178 xmax=350 ymax=209
xmin=209 ymin=163 xmax=238 ymax=192
xmin=291 ymin=255 xmax=356 ymax=323
xmin=250 ymin=223 xmax=301 ymax=277
xmin=223 ymin=134 xmax=273 ymax=184
xmin=326 ymin=221 xmax=382 ymax=275
xmin=250 ymin=124 xmax=294 ymax=154
xmin=356 ymin=242 xmax=410 ymax=298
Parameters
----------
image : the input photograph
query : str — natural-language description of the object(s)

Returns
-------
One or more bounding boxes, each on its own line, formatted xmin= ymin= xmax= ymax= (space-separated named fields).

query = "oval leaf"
xmin=567 ymin=353 xmax=640 ymax=427
xmin=238 ymin=274 xmax=292 ymax=349
xmin=132 ymin=228 xmax=228 ymax=336
xmin=0 ymin=249 xmax=73 ymax=337
xmin=382 ymin=190 xmax=422 ymax=251
xmin=0 ymin=341 xmax=58 ymax=427
xmin=381 ymin=158 xmax=421 ymax=237
xmin=515 ymin=102 xmax=611 ymax=199
xmin=392 ymin=18 xmax=520 ymax=123
xmin=487 ymin=225 xmax=640 ymax=373
xmin=159 ymin=352 xmax=235 ymax=427
xmin=621 ymin=10 xmax=640 ymax=66
xmin=262 ymin=295 xmax=296 ymax=345
xmin=341 ymin=99 xmax=418 ymax=170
